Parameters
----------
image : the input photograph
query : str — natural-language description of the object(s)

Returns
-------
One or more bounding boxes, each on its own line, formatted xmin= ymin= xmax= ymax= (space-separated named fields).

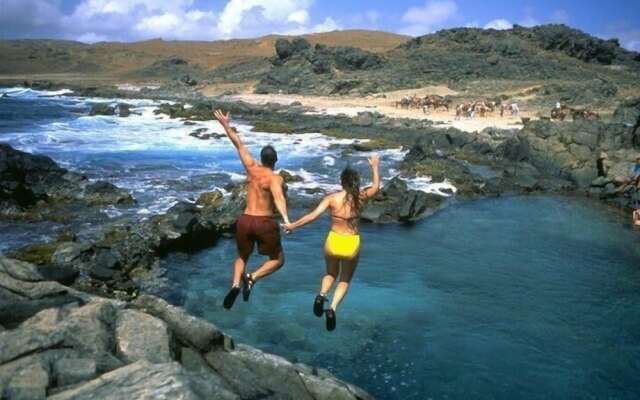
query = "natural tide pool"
xmin=160 ymin=196 xmax=640 ymax=400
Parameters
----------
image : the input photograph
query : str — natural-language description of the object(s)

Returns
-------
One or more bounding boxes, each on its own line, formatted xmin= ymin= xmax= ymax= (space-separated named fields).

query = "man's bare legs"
xmin=249 ymin=251 xmax=285 ymax=282
xmin=225 ymin=251 xmax=283 ymax=309
xmin=231 ymin=255 xmax=249 ymax=288
xmin=330 ymin=255 xmax=359 ymax=311
xmin=224 ymin=253 xmax=249 ymax=309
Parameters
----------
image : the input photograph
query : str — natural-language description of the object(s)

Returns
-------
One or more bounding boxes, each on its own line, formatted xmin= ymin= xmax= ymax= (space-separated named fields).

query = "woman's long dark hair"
xmin=341 ymin=166 xmax=361 ymax=214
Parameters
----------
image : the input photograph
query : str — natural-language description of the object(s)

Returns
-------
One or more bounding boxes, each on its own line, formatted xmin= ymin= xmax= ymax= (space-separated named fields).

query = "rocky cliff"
xmin=0 ymin=257 xmax=373 ymax=399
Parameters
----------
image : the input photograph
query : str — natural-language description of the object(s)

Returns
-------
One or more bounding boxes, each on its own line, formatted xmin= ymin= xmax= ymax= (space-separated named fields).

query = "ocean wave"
xmin=1 ymin=90 xmax=458 ymax=217
xmin=0 ymin=87 xmax=74 ymax=98
xmin=401 ymin=176 xmax=457 ymax=197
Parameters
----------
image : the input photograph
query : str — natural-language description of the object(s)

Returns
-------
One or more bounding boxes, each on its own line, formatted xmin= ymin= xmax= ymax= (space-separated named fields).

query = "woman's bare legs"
xmin=330 ymin=255 xmax=359 ymax=311
xmin=320 ymin=253 xmax=339 ymax=295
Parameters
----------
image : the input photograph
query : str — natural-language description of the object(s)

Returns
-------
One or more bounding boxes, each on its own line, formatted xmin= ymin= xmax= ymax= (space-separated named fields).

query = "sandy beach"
xmin=227 ymin=86 xmax=532 ymax=133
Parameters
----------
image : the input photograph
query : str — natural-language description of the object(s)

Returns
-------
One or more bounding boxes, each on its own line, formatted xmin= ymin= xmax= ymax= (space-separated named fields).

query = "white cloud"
xmin=287 ymin=9 xmax=310 ymax=25
xmin=60 ymin=0 xmax=219 ymax=41
xmin=217 ymin=0 xmax=314 ymax=36
xmin=399 ymin=0 xmax=458 ymax=36
xmin=484 ymin=19 xmax=513 ymax=30
xmin=0 ymin=0 xmax=354 ymax=42
xmin=312 ymin=17 xmax=341 ymax=33
xmin=135 ymin=13 xmax=181 ymax=35
xmin=603 ymin=25 xmax=640 ymax=52
xmin=402 ymin=0 xmax=457 ymax=25
xmin=73 ymin=0 xmax=194 ymax=17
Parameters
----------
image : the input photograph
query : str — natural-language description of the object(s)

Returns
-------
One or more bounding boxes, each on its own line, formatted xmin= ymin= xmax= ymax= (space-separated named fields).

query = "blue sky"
xmin=1 ymin=0 xmax=638 ymax=50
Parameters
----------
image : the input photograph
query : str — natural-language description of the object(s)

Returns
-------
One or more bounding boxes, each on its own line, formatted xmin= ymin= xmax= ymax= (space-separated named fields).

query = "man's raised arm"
xmin=214 ymin=109 xmax=255 ymax=170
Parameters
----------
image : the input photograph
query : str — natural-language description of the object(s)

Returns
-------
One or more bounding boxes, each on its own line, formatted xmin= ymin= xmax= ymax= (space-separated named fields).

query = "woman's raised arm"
xmin=362 ymin=154 xmax=381 ymax=200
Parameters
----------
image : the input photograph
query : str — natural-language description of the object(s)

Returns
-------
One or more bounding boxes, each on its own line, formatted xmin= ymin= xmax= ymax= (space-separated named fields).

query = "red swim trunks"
xmin=236 ymin=214 xmax=282 ymax=258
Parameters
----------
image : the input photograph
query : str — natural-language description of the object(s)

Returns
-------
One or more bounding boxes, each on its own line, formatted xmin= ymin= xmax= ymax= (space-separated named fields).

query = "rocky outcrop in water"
xmin=89 ymin=103 xmax=115 ymax=116
xmin=0 ymin=144 xmax=134 ymax=222
xmin=0 ymin=257 xmax=372 ymax=399
xmin=362 ymin=177 xmax=447 ymax=223
xmin=11 ymin=186 xmax=246 ymax=298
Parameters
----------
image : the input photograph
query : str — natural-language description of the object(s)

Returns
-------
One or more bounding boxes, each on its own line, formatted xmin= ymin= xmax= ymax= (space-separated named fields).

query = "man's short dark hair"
xmin=261 ymin=145 xmax=278 ymax=168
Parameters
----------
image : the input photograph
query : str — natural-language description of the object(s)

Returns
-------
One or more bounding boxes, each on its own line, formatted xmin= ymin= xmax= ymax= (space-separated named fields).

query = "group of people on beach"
xmin=213 ymin=109 xmax=380 ymax=331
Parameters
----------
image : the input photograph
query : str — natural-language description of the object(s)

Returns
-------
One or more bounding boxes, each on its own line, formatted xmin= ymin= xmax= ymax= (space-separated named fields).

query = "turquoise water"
xmin=162 ymin=196 xmax=640 ymax=399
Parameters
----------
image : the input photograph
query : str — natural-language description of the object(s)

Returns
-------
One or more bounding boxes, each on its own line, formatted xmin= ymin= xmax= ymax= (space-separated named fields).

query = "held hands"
xmin=282 ymin=223 xmax=295 ymax=235
xmin=213 ymin=109 xmax=231 ymax=128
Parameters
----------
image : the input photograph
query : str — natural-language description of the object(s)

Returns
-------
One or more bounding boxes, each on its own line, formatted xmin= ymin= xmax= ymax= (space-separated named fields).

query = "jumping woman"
xmin=285 ymin=154 xmax=381 ymax=331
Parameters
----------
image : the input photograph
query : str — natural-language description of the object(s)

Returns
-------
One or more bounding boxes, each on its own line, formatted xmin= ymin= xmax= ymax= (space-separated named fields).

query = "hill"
xmin=256 ymin=24 xmax=640 ymax=96
xmin=0 ymin=30 xmax=408 ymax=78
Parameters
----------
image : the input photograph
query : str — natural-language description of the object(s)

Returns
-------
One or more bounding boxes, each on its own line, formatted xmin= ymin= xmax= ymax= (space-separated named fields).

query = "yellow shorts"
xmin=325 ymin=231 xmax=361 ymax=259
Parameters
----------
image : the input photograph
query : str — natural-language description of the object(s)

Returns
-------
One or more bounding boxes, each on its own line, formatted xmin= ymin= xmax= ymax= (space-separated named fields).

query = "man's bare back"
xmin=245 ymin=165 xmax=284 ymax=217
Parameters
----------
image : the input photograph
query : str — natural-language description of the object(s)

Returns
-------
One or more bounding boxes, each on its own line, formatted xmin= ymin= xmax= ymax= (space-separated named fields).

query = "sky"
xmin=0 ymin=0 xmax=638 ymax=51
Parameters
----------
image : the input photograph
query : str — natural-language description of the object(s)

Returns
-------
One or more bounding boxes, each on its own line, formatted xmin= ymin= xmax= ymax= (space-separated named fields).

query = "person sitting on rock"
xmin=214 ymin=109 xmax=291 ymax=310
xmin=284 ymin=155 xmax=381 ymax=331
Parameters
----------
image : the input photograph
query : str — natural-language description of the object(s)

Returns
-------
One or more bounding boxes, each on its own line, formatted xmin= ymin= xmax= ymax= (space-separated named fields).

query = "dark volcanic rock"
xmin=117 ymin=103 xmax=131 ymax=117
xmin=279 ymin=170 xmax=304 ymax=183
xmin=12 ymin=187 xmax=247 ymax=297
xmin=0 ymin=144 xmax=135 ymax=221
xmin=89 ymin=103 xmax=115 ymax=116
xmin=362 ymin=177 xmax=446 ymax=223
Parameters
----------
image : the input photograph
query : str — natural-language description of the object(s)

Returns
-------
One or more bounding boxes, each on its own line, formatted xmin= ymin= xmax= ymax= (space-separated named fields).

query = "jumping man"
xmin=214 ymin=109 xmax=290 ymax=309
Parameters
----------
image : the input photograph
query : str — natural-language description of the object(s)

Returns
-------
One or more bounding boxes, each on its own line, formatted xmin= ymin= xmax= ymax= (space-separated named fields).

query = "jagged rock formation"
xmin=0 ymin=257 xmax=372 ymax=399
xmin=0 ymin=144 xmax=134 ymax=222
xmin=401 ymin=98 xmax=640 ymax=209
xmin=361 ymin=177 xmax=447 ymax=223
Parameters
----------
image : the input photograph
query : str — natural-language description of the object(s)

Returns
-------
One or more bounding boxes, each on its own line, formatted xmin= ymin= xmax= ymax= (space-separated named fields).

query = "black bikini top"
xmin=331 ymin=214 xmax=359 ymax=222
